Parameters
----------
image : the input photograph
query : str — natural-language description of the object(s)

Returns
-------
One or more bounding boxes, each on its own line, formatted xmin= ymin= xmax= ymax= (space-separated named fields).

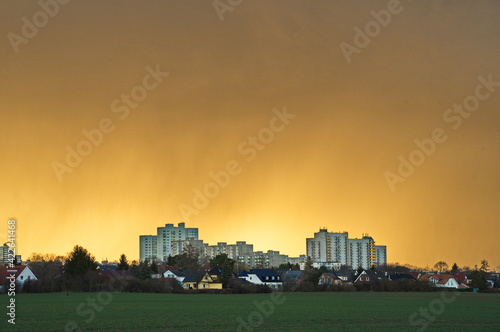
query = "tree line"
xmin=17 ymin=245 xmax=497 ymax=294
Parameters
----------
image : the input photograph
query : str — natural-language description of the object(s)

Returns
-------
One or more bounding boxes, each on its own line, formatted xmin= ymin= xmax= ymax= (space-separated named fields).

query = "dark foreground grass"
xmin=1 ymin=292 xmax=499 ymax=331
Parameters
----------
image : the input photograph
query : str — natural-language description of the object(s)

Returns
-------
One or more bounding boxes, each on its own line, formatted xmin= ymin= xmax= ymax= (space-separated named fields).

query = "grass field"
xmin=1 ymin=292 xmax=499 ymax=331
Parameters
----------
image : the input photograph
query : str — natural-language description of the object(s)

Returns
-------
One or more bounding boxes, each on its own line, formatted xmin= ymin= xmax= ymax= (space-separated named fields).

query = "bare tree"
xmin=433 ymin=261 xmax=449 ymax=273
xmin=480 ymin=260 xmax=490 ymax=273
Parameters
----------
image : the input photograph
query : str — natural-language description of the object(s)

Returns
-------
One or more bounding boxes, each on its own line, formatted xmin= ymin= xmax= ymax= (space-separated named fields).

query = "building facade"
xmin=375 ymin=245 xmax=387 ymax=266
xmin=348 ymin=235 xmax=375 ymax=270
xmin=0 ymin=244 xmax=9 ymax=265
xmin=139 ymin=222 xmax=199 ymax=261
xmin=204 ymin=241 xmax=254 ymax=260
xmin=306 ymin=229 xmax=349 ymax=266
xmin=237 ymin=250 xmax=287 ymax=268
xmin=306 ymin=229 xmax=384 ymax=270
xmin=171 ymin=238 xmax=205 ymax=257
xmin=286 ymin=255 xmax=306 ymax=266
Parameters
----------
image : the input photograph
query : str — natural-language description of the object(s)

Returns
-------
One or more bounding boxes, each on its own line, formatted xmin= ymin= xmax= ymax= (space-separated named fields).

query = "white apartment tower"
xmin=139 ymin=222 xmax=199 ymax=261
xmin=348 ymin=235 xmax=376 ymax=270
xmin=139 ymin=235 xmax=157 ymax=262
xmin=307 ymin=229 xmax=384 ymax=270
xmin=306 ymin=229 xmax=349 ymax=266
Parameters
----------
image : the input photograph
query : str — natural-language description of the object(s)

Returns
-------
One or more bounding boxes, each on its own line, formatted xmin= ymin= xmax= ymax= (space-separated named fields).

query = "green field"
xmin=1 ymin=292 xmax=499 ymax=331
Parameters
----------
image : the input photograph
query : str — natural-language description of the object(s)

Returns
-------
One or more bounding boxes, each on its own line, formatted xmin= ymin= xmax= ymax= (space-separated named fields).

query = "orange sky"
xmin=1 ymin=1 xmax=499 ymax=270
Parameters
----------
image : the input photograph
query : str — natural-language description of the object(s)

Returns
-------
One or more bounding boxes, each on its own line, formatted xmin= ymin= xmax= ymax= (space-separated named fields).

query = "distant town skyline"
xmin=1 ymin=1 xmax=499 ymax=270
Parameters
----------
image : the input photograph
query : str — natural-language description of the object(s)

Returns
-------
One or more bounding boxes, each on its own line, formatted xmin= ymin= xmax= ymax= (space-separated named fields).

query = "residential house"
xmin=419 ymin=274 xmax=459 ymax=289
xmin=182 ymin=271 xmax=201 ymax=289
xmin=182 ymin=270 xmax=222 ymax=290
xmin=0 ymin=265 xmax=38 ymax=291
xmin=318 ymin=272 xmax=344 ymax=286
xmin=354 ymin=270 xmax=388 ymax=284
xmin=197 ymin=272 xmax=223 ymax=289
xmin=163 ymin=269 xmax=186 ymax=284
xmin=239 ymin=269 xmax=283 ymax=289
xmin=451 ymin=274 xmax=468 ymax=285
xmin=334 ymin=270 xmax=353 ymax=282
xmin=407 ymin=272 xmax=421 ymax=280
xmin=208 ymin=267 xmax=224 ymax=281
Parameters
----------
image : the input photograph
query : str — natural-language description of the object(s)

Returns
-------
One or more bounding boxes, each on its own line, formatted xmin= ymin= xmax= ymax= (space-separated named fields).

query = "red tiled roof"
xmin=436 ymin=276 xmax=452 ymax=284
xmin=452 ymin=274 xmax=468 ymax=284
xmin=420 ymin=273 xmax=457 ymax=285
xmin=407 ymin=272 xmax=420 ymax=279
xmin=0 ymin=265 xmax=28 ymax=281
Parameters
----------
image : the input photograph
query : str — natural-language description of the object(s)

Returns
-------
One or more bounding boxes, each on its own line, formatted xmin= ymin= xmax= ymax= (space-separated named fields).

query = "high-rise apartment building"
xmin=348 ymin=235 xmax=375 ymax=270
xmin=307 ymin=229 xmax=384 ymax=270
xmin=306 ymin=229 xmax=349 ymax=265
xmin=139 ymin=222 xmax=199 ymax=261
xmin=237 ymin=250 xmax=287 ymax=268
xmin=375 ymin=245 xmax=387 ymax=266
xmin=204 ymin=241 xmax=253 ymax=260
xmin=139 ymin=235 xmax=157 ymax=262
xmin=171 ymin=238 xmax=205 ymax=257
xmin=0 ymin=244 xmax=9 ymax=265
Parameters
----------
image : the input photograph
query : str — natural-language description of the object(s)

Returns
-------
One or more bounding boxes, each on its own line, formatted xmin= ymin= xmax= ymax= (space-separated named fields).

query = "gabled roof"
xmin=247 ymin=269 xmax=282 ymax=282
xmin=158 ymin=265 xmax=179 ymax=274
xmin=209 ymin=267 xmax=224 ymax=276
xmin=239 ymin=270 xmax=249 ymax=277
xmin=355 ymin=270 xmax=388 ymax=283
xmin=0 ymin=266 xmax=33 ymax=281
xmin=436 ymin=276 xmax=456 ymax=285
xmin=182 ymin=270 xmax=205 ymax=283
xmin=165 ymin=269 xmax=186 ymax=277
xmin=334 ymin=270 xmax=354 ymax=281
xmin=452 ymin=274 xmax=468 ymax=284
xmin=420 ymin=274 xmax=458 ymax=285
xmin=407 ymin=272 xmax=420 ymax=279
xmin=322 ymin=272 xmax=342 ymax=280
xmin=200 ymin=272 xmax=219 ymax=283
xmin=335 ymin=270 xmax=352 ymax=277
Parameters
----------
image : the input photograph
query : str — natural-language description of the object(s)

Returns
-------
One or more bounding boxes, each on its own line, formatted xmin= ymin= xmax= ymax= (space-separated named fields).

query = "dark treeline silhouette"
xmin=18 ymin=246 xmax=499 ymax=294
